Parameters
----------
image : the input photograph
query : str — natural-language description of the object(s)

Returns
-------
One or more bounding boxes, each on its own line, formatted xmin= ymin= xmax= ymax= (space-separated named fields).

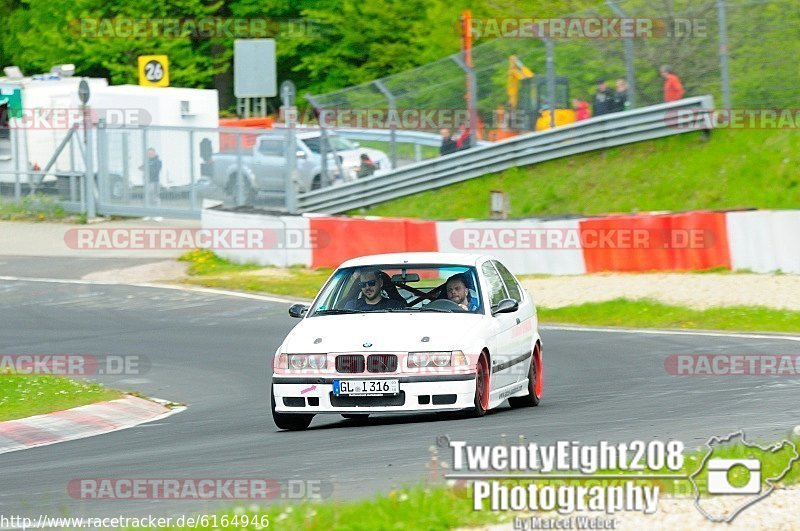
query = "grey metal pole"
xmin=451 ymin=54 xmax=478 ymax=147
xmin=285 ymin=124 xmax=298 ymax=214
xmin=142 ymin=128 xmax=150 ymax=208
xmin=305 ymin=94 xmax=328 ymax=185
xmin=11 ymin=125 xmax=20 ymax=202
xmin=373 ymin=80 xmax=397 ymax=169
xmin=96 ymin=119 xmax=108 ymax=202
xmin=282 ymin=87 xmax=297 ymax=214
xmin=544 ymin=38 xmax=556 ymax=128
xmin=606 ymin=0 xmax=636 ymax=108
xmin=189 ymin=129 xmax=197 ymax=211
xmin=85 ymin=123 xmax=96 ymax=218
xmin=121 ymin=132 xmax=129 ymax=201
xmin=235 ymin=132 xmax=245 ymax=206
xmin=716 ymin=0 xmax=732 ymax=108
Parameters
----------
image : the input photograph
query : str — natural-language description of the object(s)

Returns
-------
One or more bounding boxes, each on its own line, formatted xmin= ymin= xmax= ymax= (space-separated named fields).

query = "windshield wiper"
xmin=313 ymin=309 xmax=361 ymax=315
xmin=419 ymin=307 xmax=452 ymax=313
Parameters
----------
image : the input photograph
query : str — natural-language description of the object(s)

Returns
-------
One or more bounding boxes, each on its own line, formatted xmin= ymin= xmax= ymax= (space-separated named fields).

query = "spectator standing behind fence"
xmin=140 ymin=147 xmax=162 ymax=206
xmin=660 ymin=65 xmax=684 ymax=102
xmin=439 ymin=127 xmax=457 ymax=156
xmin=356 ymin=153 xmax=378 ymax=178
xmin=572 ymin=98 xmax=590 ymax=121
xmin=455 ymin=123 xmax=471 ymax=151
xmin=612 ymin=79 xmax=630 ymax=113
xmin=592 ymin=78 xmax=614 ymax=117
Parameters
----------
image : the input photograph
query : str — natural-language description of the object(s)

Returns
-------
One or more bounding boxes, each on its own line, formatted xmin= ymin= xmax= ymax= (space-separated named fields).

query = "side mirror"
xmin=288 ymin=304 xmax=309 ymax=318
xmin=492 ymin=298 xmax=518 ymax=316
xmin=296 ymin=149 xmax=307 ymax=159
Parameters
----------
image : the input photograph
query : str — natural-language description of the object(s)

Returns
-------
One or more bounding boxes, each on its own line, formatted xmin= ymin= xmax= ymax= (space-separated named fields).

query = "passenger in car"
xmin=446 ymin=273 xmax=479 ymax=312
xmin=344 ymin=269 xmax=405 ymax=311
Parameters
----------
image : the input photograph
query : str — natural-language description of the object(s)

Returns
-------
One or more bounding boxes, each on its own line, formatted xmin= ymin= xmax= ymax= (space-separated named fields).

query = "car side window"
xmin=481 ymin=262 xmax=508 ymax=306
xmin=259 ymin=139 xmax=284 ymax=156
xmin=493 ymin=261 xmax=522 ymax=302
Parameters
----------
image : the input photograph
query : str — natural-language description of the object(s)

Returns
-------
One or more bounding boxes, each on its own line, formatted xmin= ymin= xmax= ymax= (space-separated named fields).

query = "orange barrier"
xmin=219 ymin=117 xmax=275 ymax=152
xmin=579 ymin=212 xmax=731 ymax=273
xmin=310 ymin=217 xmax=438 ymax=269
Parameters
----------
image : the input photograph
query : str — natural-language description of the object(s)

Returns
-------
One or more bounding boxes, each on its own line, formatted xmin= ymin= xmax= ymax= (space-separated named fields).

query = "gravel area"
xmin=82 ymin=260 xmax=188 ymax=283
xmin=521 ymin=273 xmax=800 ymax=311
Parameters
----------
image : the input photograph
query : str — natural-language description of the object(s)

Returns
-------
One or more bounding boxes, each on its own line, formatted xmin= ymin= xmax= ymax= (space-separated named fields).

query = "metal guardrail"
xmin=297 ymin=96 xmax=715 ymax=214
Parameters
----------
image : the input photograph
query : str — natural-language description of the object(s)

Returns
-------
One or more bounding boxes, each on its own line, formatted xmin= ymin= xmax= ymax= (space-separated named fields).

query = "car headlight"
xmin=277 ymin=353 xmax=327 ymax=370
xmin=407 ymin=350 xmax=467 ymax=368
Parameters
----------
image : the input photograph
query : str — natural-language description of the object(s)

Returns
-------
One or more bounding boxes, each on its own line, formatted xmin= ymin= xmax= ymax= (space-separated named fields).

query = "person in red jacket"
xmin=572 ymin=98 xmax=590 ymax=121
xmin=455 ymin=123 xmax=472 ymax=150
xmin=660 ymin=65 xmax=685 ymax=102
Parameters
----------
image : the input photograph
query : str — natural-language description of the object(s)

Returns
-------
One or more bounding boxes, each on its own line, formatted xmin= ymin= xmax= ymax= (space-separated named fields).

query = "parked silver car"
xmin=201 ymin=130 xmax=390 ymax=203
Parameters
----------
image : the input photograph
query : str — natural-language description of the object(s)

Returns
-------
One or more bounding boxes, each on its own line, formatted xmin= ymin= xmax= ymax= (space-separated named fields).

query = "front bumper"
xmin=271 ymin=373 xmax=476 ymax=414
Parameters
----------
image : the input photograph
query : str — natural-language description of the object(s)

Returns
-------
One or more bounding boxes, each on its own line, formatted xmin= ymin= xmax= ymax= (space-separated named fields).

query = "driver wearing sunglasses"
xmin=344 ymin=269 xmax=404 ymax=312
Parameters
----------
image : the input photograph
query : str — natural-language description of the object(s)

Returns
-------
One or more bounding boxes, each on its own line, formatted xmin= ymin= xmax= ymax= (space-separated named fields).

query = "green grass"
xmin=353 ymin=129 xmax=800 ymax=219
xmin=135 ymin=435 xmax=800 ymax=529
xmin=178 ymin=249 xmax=263 ymax=275
xmin=0 ymin=374 xmax=121 ymax=421
xmin=0 ymin=194 xmax=84 ymax=222
xmin=539 ymin=298 xmax=800 ymax=333
xmin=132 ymin=485 xmax=502 ymax=530
xmin=357 ymin=139 xmax=440 ymax=161
xmin=178 ymin=249 xmax=331 ymax=299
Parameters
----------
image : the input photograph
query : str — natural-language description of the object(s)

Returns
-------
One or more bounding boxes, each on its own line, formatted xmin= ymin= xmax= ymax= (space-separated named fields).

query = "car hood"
xmin=281 ymin=312 xmax=488 ymax=354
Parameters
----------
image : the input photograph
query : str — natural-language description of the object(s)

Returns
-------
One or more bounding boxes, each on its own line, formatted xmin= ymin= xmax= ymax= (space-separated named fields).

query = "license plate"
xmin=333 ymin=379 xmax=399 ymax=396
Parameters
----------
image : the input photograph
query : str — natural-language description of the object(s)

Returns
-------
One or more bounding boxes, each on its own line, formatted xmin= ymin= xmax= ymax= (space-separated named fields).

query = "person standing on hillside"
xmin=439 ymin=128 xmax=457 ymax=156
xmin=612 ymin=79 xmax=630 ymax=113
xmin=660 ymin=65 xmax=685 ymax=102
xmin=592 ymin=78 xmax=614 ymax=116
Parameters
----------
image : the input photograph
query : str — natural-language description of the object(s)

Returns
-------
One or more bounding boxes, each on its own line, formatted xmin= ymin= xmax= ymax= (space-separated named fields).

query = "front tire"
xmin=508 ymin=344 xmax=542 ymax=408
xmin=470 ymin=354 xmax=490 ymax=417
xmin=271 ymin=388 xmax=314 ymax=431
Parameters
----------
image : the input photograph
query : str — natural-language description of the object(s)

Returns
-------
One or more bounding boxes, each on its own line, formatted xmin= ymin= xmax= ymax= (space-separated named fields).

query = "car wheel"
xmin=508 ymin=344 xmax=542 ymax=408
xmin=227 ymin=174 xmax=256 ymax=206
xmin=471 ymin=354 xmax=489 ymax=417
xmin=271 ymin=387 xmax=314 ymax=431
xmin=341 ymin=414 xmax=369 ymax=420
xmin=109 ymin=174 xmax=126 ymax=201
xmin=311 ymin=175 xmax=322 ymax=191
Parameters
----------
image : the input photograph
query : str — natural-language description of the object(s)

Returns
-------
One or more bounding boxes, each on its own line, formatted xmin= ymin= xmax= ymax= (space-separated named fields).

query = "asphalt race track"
xmin=1 ymin=277 xmax=799 ymax=520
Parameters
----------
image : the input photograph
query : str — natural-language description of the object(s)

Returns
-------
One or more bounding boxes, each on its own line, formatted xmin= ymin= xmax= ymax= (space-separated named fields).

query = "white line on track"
xmin=541 ymin=325 xmax=800 ymax=342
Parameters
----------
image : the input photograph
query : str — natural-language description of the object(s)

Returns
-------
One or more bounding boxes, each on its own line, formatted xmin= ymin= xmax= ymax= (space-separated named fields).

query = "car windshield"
xmin=302 ymin=135 xmax=356 ymax=154
xmin=309 ymin=264 xmax=483 ymax=316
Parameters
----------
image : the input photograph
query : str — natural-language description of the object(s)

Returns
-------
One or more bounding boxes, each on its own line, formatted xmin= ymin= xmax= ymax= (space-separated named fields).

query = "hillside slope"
xmin=354 ymin=129 xmax=800 ymax=219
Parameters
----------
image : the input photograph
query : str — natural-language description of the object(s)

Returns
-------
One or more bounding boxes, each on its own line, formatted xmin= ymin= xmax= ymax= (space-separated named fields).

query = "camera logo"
xmin=690 ymin=431 xmax=798 ymax=523
xmin=706 ymin=458 xmax=761 ymax=495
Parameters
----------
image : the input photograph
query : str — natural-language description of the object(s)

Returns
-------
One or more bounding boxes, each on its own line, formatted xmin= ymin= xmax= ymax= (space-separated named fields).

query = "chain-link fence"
xmin=0 ymin=121 xmax=394 ymax=216
xmin=307 ymin=0 xmax=800 ymax=162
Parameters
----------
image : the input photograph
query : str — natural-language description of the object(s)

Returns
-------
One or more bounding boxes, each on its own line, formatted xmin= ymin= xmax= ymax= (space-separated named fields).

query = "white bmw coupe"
xmin=271 ymin=252 xmax=542 ymax=430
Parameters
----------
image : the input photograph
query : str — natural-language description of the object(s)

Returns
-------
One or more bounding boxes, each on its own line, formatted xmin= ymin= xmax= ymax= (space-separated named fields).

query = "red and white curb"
xmin=0 ymin=395 xmax=185 ymax=455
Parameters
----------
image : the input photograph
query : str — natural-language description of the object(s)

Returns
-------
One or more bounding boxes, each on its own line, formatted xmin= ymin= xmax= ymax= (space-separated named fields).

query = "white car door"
xmin=492 ymin=260 xmax=536 ymax=385
xmin=480 ymin=261 xmax=517 ymax=390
